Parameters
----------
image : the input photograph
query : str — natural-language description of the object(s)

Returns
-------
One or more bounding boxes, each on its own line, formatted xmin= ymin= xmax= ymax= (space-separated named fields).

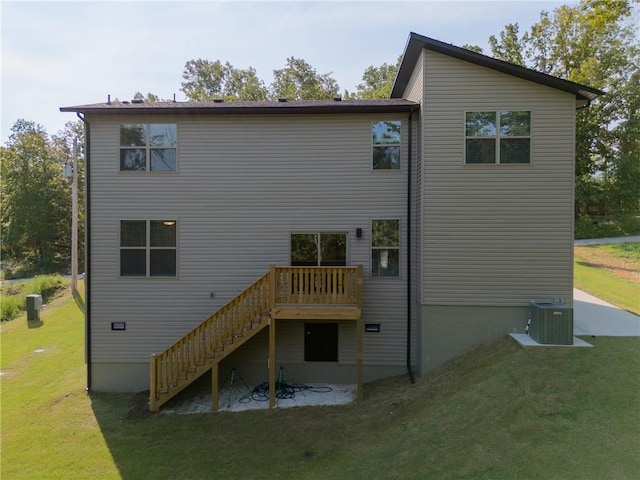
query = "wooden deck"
xmin=272 ymin=305 xmax=361 ymax=320
xmin=150 ymin=264 xmax=363 ymax=412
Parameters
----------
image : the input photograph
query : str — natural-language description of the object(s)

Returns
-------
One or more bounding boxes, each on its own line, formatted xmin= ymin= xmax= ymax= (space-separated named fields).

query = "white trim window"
xmin=465 ymin=111 xmax=531 ymax=164
xmin=371 ymin=219 xmax=399 ymax=277
xmin=372 ymin=120 xmax=401 ymax=169
xmin=120 ymin=123 xmax=177 ymax=171
xmin=120 ymin=220 xmax=177 ymax=276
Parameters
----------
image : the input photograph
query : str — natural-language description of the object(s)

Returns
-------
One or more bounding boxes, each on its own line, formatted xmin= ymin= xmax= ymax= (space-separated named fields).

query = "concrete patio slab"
xmin=510 ymin=333 xmax=593 ymax=348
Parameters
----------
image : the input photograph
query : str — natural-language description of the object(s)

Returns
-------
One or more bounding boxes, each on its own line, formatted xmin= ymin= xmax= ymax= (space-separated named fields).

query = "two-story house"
xmin=61 ymin=32 xmax=602 ymax=411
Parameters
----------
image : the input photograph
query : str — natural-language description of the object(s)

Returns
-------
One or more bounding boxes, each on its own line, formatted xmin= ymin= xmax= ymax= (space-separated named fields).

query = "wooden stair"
xmin=150 ymin=273 xmax=271 ymax=411
xmin=149 ymin=265 xmax=364 ymax=412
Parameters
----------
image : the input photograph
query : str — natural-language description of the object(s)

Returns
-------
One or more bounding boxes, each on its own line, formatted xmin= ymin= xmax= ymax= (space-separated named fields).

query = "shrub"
xmin=0 ymin=275 xmax=68 ymax=322
xmin=0 ymin=295 xmax=23 ymax=322
xmin=29 ymin=275 xmax=67 ymax=302
xmin=575 ymin=214 xmax=640 ymax=239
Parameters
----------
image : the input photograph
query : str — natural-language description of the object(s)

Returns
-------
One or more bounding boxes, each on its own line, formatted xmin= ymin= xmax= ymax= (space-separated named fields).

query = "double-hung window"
xmin=372 ymin=120 xmax=401 ymax=169
xmin=371 ymin=219 xmax=399 ymax=277
xmin=120 ymin=123 xmax=177 ymax=171
xmin=465 ymin=111 xmax=531 ymax=164
xmin=120 ymin=220 xmax=177 ymax=276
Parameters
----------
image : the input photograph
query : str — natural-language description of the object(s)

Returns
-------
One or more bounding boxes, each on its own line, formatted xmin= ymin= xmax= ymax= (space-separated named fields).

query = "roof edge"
xmin=391 ymin=32 xmax=604 ymax=102
xmin=60 ymin=99 xmax=420 ymax=115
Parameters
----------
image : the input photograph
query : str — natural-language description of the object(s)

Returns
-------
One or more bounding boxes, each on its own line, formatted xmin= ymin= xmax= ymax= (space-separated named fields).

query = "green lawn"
xmin=574 ymin=242 xmax=640 ymax=315
xmin=2 ymin=281 xmax=639 ymax=479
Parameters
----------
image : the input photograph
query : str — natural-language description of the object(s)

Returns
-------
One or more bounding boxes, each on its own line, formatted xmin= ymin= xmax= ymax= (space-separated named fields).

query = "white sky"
xmin=1 ymin=0 xmax=570 ymax=142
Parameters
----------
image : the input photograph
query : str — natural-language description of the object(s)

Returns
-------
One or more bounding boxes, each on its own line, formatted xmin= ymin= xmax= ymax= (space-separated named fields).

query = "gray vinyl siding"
xmin=88 ymin=113 xmax=412 ymax=375
xmin=403 ymin=53 xmax=424 ymax=104
xmin=401 ymin=53 xmax=425 ymax=369
xmin=421 ymin=51 xmax=575 ymax=306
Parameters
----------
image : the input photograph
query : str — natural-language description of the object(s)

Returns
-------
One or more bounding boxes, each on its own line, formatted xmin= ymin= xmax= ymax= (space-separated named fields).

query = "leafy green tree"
xmin=270 ymin=57 xmax=339 ymax=100
xmin=606 ymin=68 xmax=640 ymax=213
xmin=461 ymin=44 xmax=484 ymax=54
xmin=345 ymin=56 xmax=401 ymax=100
xmin=1 ymin=120 xmax=73 ymax=274
xmin=181 ymin=59 xmax=268 ymax=101
xmin=225 ymin=67 xmax=270 ymax=101
xmin=52 ymin=120 xmax=86 ymax=272
xmin=488 ymin=23 xmax=525 ymax=65
xmin=133 ymin=92 xmax=165 ymax=102
xmin=488 ymin=0 xmax=640 ymax=214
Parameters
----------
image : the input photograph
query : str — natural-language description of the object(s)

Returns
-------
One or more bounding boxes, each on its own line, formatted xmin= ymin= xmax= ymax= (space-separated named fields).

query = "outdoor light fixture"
xmin=111 ymin=322 xmax=126 ymax=331
xmin=356 ymin=228 xmax=362 ymax=238
xmin=163 ymin=221 xmax=176 ymax=226
xmin=365 ymin=324 xmax=381 ymax=333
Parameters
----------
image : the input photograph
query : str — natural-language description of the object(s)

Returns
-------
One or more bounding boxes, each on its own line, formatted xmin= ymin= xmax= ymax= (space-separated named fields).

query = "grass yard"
xmin=575 ymin=242 xmax=640 ymax=315
xmin=2 ymin=281 xmax=639 ymax=479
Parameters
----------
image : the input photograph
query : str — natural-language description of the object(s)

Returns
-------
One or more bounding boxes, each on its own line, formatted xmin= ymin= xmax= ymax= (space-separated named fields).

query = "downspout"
xmin=77 ymin=112 xmax=91 ymax=392
xmin=406 ymin=110 xmax=416 ymax=384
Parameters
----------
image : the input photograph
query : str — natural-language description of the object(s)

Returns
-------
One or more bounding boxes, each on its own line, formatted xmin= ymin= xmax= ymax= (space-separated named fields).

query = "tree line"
xmin=1 ymin=120 xmax=85 ymax=277
xmin=133 ymin=54 xmax=400 ymax=103
xmin=1 ymin=0 xmax=638 ymax=276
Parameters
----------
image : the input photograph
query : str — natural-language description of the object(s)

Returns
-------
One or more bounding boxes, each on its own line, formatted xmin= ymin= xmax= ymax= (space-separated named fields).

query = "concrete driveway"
xmin=574 ymin=289 xmax=640 ymax=336
xmin=574 ymin=235 xmax=640 ymax=246
xmin=573 ymin=236 xmax=639 ymax=336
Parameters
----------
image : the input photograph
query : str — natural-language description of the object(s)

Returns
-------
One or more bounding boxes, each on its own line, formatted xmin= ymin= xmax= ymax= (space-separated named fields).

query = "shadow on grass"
xmin=576 ymin=260 xmax=638 ymax=274
xmin=89 ymin=391 xmax=155 ymax=479
xmin=86 ymin=337 xmax=640 ymax=479
xmin=88 ymin=375 xmax=220 ymax=479
xmin=73 ymin=290 xmax=85 ymax=313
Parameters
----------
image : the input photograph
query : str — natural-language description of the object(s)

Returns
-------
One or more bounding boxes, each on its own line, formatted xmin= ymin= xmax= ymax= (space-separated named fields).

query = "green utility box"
xmin=26 ymin=294 xmax=43 ymax=322
xmin=529 ymin=301 xmax=573 ymax=345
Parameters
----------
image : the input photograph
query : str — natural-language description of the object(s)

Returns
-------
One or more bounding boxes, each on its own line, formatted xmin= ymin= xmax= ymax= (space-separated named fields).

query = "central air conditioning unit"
xmin=529 ymin=301 xmax=573 ymax=345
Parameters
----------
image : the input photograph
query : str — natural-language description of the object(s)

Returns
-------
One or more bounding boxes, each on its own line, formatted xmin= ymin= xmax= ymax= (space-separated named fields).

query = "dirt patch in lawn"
xmin=575 ymin=244 xmax=640 ymax=284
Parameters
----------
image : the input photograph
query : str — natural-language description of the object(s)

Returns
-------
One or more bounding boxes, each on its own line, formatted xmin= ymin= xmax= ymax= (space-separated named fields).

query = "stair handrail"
xmin=150 ymin=272 xmax=270 ymax=410
xmin=149 ymin=265 xmax=363 ymax=411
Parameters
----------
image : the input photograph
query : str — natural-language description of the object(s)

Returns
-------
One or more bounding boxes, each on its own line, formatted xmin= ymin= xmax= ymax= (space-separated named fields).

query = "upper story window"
xmin=120 ymin=123 xmax=177 ymax=171
xmin=465 ymin=111 xmax=531 ymax=164
xmin=120 ymin=220 xmax=177 ymax=277
xmin=371 ymin=219 xmax=399 ymax=277
xmin=372 ymin=120 xmax=401 ymax=170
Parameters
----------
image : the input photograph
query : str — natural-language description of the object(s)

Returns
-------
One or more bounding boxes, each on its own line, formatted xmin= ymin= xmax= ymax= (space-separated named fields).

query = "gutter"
xmin=406 ymin=110 xmax=416 ymax=384
xmin=77 ymin=112 xmax=92 ymax=392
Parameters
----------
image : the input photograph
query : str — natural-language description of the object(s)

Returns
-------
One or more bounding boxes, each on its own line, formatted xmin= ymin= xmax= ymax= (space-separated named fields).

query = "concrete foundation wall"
xmin=418 ymin=304 xmax=528 ymax=374
xmin=91 ymin=362 xmax=149 ymax=392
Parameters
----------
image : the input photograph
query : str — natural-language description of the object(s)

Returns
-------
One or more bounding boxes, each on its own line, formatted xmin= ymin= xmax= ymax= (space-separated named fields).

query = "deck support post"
xmin=211 ymin=362 xmax=219 ymax=412
xmin=356 ymin=265 xmax=364 ymax=401
xmin=268 ymin=317 xmax=276 ymax=408
xmin=357 ymin=316 xmax=363 ymax=402
xmin=268 ymin=264 xmax=277 ymax=408
xmin=150 ymin=354 xmax=158 ymax=411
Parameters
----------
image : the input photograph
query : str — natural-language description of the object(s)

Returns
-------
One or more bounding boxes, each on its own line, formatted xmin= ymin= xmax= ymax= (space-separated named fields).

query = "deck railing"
xmin=274 ymin=266 xmax=360 ymax=305
xmin=150 ymin=265 xmax=363 ymax=411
